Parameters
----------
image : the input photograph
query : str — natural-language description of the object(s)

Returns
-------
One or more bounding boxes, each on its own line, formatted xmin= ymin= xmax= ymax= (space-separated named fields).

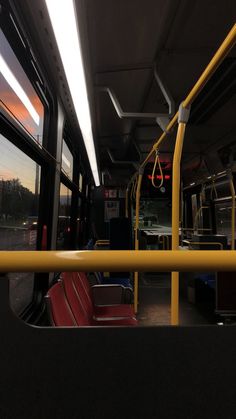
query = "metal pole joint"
xmin=178 ymin=103 xmax=191 ymax=124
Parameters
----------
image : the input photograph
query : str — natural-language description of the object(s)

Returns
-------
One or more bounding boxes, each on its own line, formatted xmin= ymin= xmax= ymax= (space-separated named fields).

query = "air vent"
xmin=189 ymin=57 xmax=236 ymax=124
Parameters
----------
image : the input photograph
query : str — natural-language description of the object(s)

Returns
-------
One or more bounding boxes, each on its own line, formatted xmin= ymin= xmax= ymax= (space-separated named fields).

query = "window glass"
xmin=57 ymin=183 xmax=72 ymax=249
xmin=205 ymin=180 xmax=231 ymax=200
xmin=215 ymin=201 xmax=234 ymax=245
xmin=61 ymin=140 xmax=73 ymax=180
xmin=0 ymin=133 xmax=40 ymax=314
xmin=136 ymin=199 xmax=171 ymax=229
xmin=0 ymin=29 xmax=44 ymax=143
xmin=79 ymin=173 xmax=83 ymax=191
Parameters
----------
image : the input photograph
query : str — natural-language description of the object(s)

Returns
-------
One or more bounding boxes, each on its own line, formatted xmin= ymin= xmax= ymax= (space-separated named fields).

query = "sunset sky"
xmin=0 ymin=28 xmax=44 ymax=141
xmin=0 ymin=133 xmax=40 ymax=193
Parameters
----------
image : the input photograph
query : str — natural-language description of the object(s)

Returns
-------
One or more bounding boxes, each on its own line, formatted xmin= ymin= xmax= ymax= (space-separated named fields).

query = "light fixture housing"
xmin=45 ymin=0 xmax=100 ymax=186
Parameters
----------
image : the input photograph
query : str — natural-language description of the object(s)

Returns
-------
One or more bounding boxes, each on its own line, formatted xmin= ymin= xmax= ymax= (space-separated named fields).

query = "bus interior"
xmin=1 ymin=0 xmax=236 ymax=418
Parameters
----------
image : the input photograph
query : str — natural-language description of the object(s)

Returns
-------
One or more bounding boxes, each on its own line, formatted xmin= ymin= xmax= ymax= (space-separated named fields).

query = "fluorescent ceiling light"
xmin=45 ymin=0 xmax=100 ymax=186
xmin=0 ymin=54 xmax=40 ymax=125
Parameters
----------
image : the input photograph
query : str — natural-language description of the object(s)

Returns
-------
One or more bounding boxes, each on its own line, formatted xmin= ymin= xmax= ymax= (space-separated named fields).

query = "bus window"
xmin=61 ymin=140 xmax=73 ymax=180
xmin=0 ymin=133 xmax=40 ymax=314
xmin=57 ymin=183 xmax=72 ymax=249
xmin=0 ymin=28 xmax=44 ymax=144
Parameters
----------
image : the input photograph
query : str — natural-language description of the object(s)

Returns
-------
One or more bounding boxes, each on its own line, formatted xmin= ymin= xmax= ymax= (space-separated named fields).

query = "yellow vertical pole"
xmin=228 ymin=174 xmax=235 ymax=250
xmin=171 ymin=104 xmax=190 ymax=325
xmin=134 ymin=169 xmax=143 ymax=313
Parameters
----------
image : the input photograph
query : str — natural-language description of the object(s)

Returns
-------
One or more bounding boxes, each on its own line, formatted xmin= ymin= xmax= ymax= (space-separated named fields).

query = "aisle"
xmin=137 ymin=273 xmax=215 ymax=326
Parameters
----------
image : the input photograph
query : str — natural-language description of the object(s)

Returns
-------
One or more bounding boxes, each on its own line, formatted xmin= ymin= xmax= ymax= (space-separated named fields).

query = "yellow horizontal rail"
xmin=1 ymin=250 xmax=236 ymax=272
xmin=183 ymin=241 xmax=224 ymax=250
xmin=95 ymin=240 xmax=110 ymax=245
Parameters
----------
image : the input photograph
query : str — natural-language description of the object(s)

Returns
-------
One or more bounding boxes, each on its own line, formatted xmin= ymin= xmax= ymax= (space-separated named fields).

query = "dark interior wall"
xmin=1 ymin=278 xmax=236 ymax=419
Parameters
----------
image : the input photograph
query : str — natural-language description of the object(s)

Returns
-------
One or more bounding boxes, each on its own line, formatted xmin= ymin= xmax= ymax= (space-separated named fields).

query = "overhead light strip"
xmin=45 ymin=0 xmax=100 ymax=186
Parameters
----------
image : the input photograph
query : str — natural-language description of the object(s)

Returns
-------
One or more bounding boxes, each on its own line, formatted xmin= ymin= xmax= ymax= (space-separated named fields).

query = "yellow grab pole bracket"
xmin=134 ymin=169 xmax=144 ymax=313
xmin=171 ymin=103 xmax=191 ymax=326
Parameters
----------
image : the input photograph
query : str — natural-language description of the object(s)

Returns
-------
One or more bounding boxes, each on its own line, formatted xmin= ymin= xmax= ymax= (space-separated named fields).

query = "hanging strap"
xmin=151 ymin=150 xmax=164 ymax=189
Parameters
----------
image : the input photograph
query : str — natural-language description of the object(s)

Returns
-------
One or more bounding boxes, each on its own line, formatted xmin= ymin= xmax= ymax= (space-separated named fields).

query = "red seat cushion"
xmin=94 ymin=305 xmax=135 ymax=319
xmin=94 ymin=317 xmax=137 ymax=326
xmin=60 ymin=272 xmax=138 ymax=327
xmin=47 ymin=282 xmax=77 ymax=327
xmin=63 ymin=272 xmax=91 ymax=325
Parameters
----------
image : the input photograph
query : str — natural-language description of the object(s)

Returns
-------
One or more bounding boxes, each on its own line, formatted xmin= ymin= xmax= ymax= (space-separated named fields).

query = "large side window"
xmin=57 ymin=183 xmax=72 ymax=249
xmin=0 ymin=134 xmax=40 ymax=314
xmin=61 ymin=140 xmax=73 ymax=180
xmin=0 ymin=28 xmax=44 ymax=143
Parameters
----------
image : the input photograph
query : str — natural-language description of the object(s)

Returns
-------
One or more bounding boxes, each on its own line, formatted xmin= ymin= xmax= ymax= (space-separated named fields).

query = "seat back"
xmin=62 ymin=272 xmax=91 ymax=325
xmin=46 ymin=282 xmax=77 ymax=326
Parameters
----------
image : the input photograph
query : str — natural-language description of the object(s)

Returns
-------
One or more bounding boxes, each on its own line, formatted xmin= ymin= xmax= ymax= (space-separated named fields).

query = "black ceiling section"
xmin=189 ymin=57 xmax=236 ymax=125
xmin=85 ymin=0 xmax=182 ymax=185
xmin=86 ymin=0 xmax=175 ymax=71
xmin=85 ymin=0 xmax=236 ymax=185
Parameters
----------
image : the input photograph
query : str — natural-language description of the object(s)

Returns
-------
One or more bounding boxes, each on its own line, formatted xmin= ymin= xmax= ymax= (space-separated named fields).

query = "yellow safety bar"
xmin=0 ymin=250 xmax=236 ymax=272
xmin=132 ymin=24 xmax=236 ymax=324
xmin=95 ymin=240 xmax=110 ymax=246
xmin=182 ymin=228 xmax=212 ymax=231
xmin=183 ymin=240 xmax=224 ymax=250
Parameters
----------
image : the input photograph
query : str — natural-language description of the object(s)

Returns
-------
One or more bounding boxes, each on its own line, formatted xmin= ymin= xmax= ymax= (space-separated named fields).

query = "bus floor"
xmin=137 ymin=273 xmax=216 ymax=326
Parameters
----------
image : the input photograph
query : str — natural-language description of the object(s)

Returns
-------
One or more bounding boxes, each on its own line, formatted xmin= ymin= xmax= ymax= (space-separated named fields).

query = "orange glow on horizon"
xmin=1 ymin=89 xmax=43 ymax=137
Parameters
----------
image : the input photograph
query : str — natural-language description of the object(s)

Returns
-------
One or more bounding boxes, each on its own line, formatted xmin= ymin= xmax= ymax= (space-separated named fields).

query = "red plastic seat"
xmin=62 ymin=272 xmax=137 ymax=326
xmin=74 ymin=272 xmax=136 ymax=320
xmin=46 ymin=282 xmax=77 ymax=327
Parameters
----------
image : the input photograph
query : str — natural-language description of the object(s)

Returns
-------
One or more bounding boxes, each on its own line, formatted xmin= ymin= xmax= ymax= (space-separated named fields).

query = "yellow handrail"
xmin=95 ymin=240 xmax=110 ymax=246
xmin=183 ymin=240 xmax=223 ymax=250
xmin=171 ymin=121 xmax=187 ymax=325
xmin=0 ymin=250 xmax=236 ymax=272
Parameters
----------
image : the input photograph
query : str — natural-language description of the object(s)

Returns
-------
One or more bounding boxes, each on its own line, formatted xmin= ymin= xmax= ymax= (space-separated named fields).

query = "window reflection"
xmin=0 ymin=29 xmax=44 ymax=143
xmin=57 ymin=183 xmax=72 ymax=249
xmin=79 ymin=173 xmax=83 ymax=191
xmin=215 ymin=201 xmax=235 ymax=245
xmin=0 ymin=134 xmax=41 ymax=314
xmin=136 ymin=199 xmax=171 ymax=229
xmin=61 ymin=140 xmax=73 ymax=180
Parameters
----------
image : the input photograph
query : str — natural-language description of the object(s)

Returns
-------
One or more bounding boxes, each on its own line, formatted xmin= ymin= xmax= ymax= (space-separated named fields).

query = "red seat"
xmin=75 ymin=272 xmax=136 ymax=320
xmin=46 ymin=282 xmax=77 ymax=327
xmin=62 ymin=272 xmax=137 ymax=326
